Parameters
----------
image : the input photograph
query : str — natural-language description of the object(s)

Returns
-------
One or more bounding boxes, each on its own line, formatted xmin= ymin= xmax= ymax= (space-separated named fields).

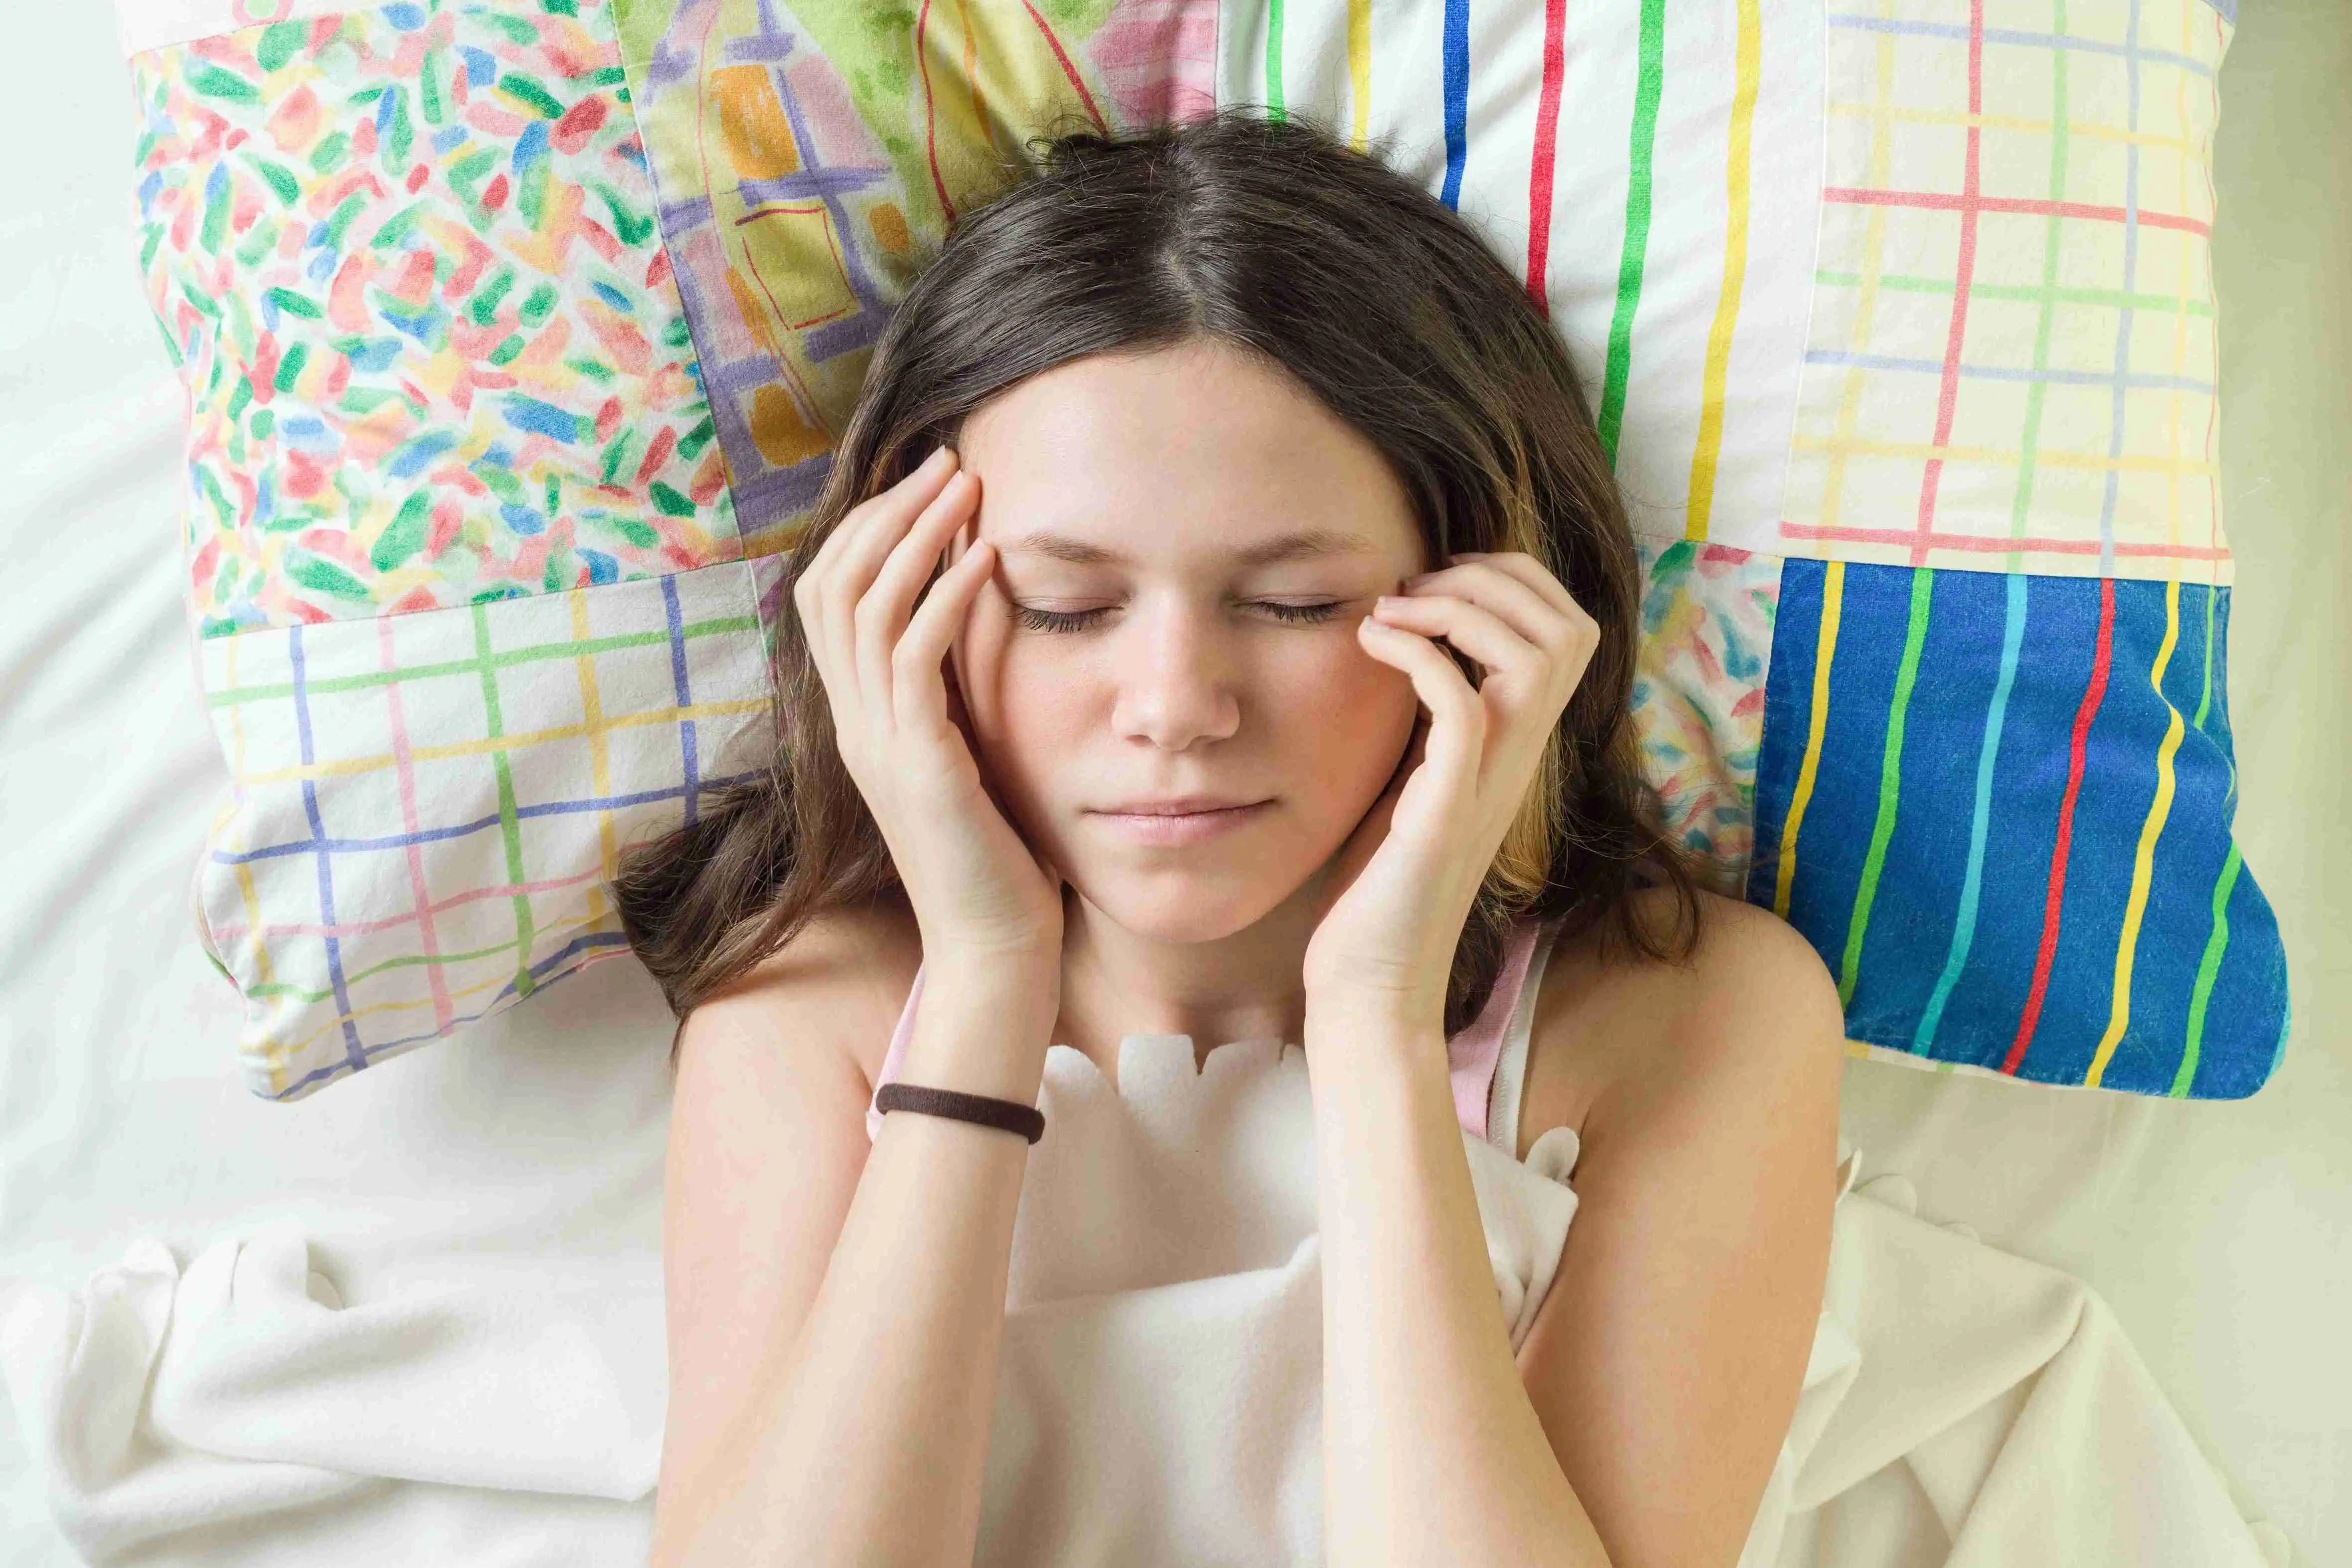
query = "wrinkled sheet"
xmin=2 ymin=1 xmax=2345 ymax=1565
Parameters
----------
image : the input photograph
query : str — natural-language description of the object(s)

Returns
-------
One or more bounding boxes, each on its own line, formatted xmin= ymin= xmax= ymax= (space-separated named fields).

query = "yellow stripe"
xmin=1792 ymin=434 xmax=2218 ymax=476
xmin=570 ymin=590 xmax=620 ymax=924
xmin=261 ymin=906 xmax=625 ymax=1062
xmin=1820 ymin=2 xmax=1898 ymax=542
xmin=2164 ymin=0 xmax=2211 ymax=584
xmin=2086 ymin=580 xmax=2185 ymax=1087
xmin=231 ymin=697 xmax=770 ymax=786
xmin=1773 ymin=561 xmax=1844 ymax=918
xmin=1827 ymin=100 xmax=2201 ymax=158
xmin=1346 ymin=0 xmax=1370 ymax=151
xmin=1684 ymin=0 xmax=1761 ymax=540
xmin=221 ymin=635 xmax=292 ymax=1091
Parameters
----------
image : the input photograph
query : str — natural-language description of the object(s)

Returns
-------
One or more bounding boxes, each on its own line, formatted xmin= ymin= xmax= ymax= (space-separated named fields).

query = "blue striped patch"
xmin=1748 ymin=560 xmax=2287 ymax=1099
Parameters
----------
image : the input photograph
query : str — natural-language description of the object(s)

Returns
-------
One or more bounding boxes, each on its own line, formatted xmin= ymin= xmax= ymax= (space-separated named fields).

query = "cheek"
xmin=1274 ymin=637 xmax=1420 ymax=791
xmin=960 ymin=638 xmax=1088 ymax=785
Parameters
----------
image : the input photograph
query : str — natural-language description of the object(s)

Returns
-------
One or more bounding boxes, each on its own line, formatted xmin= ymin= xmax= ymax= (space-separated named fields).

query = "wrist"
xmin=899 ymin=956 xmax=1061 ymax=1105
xmin=1305 ymin=985 xmax=1444 ymax=1041
xmin=1303 ymin=996 xmax=1448 ymax=1082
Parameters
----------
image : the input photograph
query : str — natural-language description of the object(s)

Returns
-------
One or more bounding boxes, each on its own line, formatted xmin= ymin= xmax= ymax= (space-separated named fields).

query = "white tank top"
xmin=864 ymin=917 xmax=1583 ymax=1565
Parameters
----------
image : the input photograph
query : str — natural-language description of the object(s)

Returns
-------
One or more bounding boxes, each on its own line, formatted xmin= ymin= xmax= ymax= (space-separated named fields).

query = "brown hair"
xmin=612 ymin=105 xmax=1704 ymax=1066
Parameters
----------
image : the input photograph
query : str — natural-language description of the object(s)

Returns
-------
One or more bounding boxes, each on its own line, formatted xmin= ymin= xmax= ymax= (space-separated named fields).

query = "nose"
xmin=1107 ymin=598 xmax=1244 ymax=752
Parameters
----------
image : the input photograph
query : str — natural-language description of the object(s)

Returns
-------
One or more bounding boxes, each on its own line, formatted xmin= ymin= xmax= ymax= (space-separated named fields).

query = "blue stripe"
xmin=290 ymin=625 xmax=367 ymax=1076
xmin=1750 ymin=566 xmax=2285 ymax=1097
xmin=1439 ymin=0 xmax=1471 ymax=210
xmin=1915 ymin=572 xmax=2026 ymax=1055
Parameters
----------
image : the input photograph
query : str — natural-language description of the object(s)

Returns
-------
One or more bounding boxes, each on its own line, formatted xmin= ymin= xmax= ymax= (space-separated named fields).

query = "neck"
xmin=1049 ymin=875 xmax=1333 ymax=1083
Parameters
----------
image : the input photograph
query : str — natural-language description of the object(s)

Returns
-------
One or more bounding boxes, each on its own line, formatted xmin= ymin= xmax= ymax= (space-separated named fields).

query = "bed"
xmin=1 ymin=0 xmax=2343 ymax=1564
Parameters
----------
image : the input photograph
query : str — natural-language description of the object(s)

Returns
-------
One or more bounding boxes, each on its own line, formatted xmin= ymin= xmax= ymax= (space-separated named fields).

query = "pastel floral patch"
xmin=133 ymin=0 xmax=742 ymax=635
xmin=1630 ymin=540 xmax=1780 ymax=892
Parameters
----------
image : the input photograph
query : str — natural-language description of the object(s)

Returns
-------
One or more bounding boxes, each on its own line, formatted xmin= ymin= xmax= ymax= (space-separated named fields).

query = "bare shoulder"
xmin=690 ymin=893 xmax=925 ymax=1095
xmin=1516 ymin=885 xmax=1846 ymax=1164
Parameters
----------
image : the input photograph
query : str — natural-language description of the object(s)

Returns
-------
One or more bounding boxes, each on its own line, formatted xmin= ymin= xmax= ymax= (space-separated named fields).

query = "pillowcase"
xmin=1751 ymin=0 xmax=2284 ymax=1097
xmin=126 ymin=0 xmax=781 ymax=1100
xmin=130 ymin=0 xmax=2286 ymax=1101
xmin=611 ymin=0 xmax=2283 ymax=1097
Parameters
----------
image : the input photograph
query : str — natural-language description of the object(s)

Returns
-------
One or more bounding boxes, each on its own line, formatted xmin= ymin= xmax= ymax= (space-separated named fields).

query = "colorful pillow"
xmin=127 ymin=0 xmax=781 ymax=1101
xmin=130 ymin=0 xmax=2286 ymax=1102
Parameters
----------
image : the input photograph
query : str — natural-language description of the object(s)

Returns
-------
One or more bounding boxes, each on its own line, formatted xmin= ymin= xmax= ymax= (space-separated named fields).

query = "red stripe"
xmin=1016 ymin=0 xmax=1111 ymax=136
xmin=1823 ymin=186 xmax=2213 ymax=239
xmin=1778 ymin=522 xmax=2229 ymax=562
xmin=2003 ymin=576 xmax=2115 ymax=1075
xmin=917 ymin=0 xmax=953 ymax=222
xmin=379 ymin=618 xmax=455 ymax=1037
xmin=1523 ymin=0 xmax=1568 ymax=320
xmin=1913 ymin=0 xmax=1986 ymax=565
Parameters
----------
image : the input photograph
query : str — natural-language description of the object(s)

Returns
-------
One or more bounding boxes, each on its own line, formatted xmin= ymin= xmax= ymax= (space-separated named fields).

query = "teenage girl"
xmin=617 ymin=106 xmax=1846 ymax=1568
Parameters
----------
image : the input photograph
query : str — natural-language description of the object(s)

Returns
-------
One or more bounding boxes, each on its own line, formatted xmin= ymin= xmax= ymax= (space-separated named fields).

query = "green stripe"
xmin=207 ymin=615 xmax=759 ymax=707
xmin=2172 ymin=584 xmax=2231 ymax=1098
xmin=246 ymin=931 xmax=595 ymax=1000
xmin=473 ymin=603 xmax=538 ymax=1000
xmin=2174 ymin=844 xmax=2241 ymax=1097
xmin=1810 ymin=272 xmax=2213 ymax=318
xmin=1265 ymin=0 xmax=1286 ymax=117
xmin=1596 ymin=0 xmax=1665 ymax=468
xmin=2191 ymin=582 xmax=2217 ymax=728
xmin=2003 ymin=0 xmax=2068 ymax=573
xmin=1838 ymin=567 xmax=1935 ymax=1008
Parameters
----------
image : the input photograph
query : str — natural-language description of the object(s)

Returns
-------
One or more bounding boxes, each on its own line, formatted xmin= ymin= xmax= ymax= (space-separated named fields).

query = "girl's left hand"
xmin=1300 ymin=551 xmax=1600 ymax=1033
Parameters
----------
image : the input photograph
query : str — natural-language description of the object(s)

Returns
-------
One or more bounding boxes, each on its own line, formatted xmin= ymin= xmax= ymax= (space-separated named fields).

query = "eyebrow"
xmin=1000 ymin=525 xmax=1384 ymax=569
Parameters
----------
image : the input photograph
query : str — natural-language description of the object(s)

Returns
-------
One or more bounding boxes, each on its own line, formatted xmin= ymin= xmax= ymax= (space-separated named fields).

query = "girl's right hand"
xmin=793 ymin=444 xmax=1067 ymax=968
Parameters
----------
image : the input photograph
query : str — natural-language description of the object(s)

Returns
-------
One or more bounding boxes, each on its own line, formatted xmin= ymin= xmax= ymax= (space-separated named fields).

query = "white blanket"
xmin=0 ymin=1134 xmax=2287 ymax=1568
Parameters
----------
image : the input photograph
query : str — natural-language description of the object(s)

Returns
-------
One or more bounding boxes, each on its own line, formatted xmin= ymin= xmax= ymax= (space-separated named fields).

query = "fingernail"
xmin=1399 ymin=573 xmax=1431 ymax=588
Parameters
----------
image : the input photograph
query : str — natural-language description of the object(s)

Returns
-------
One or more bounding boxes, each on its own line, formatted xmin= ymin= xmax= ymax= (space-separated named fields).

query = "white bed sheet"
xmin=1 ymin=1 xmax=2344 ymax=1564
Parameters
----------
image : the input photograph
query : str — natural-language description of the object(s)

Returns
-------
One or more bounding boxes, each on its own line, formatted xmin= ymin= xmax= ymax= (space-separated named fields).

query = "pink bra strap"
xmin=1445 ymin=917 xmax=1544 ymax=1144
xmin=866 ymin=963 xmax=926 ymax=1143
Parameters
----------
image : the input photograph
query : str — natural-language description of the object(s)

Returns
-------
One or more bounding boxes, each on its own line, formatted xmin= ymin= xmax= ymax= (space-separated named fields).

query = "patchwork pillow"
xmin=126 ymin=0 xmax=781 ymax=1100
xmin=129 ymin=0 xmax=2287 ymax=1102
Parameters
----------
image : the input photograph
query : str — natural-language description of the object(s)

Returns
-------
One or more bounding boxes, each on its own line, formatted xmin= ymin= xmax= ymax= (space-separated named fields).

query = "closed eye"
xmin=1010 ymin=601 xmax=1349 ymax=634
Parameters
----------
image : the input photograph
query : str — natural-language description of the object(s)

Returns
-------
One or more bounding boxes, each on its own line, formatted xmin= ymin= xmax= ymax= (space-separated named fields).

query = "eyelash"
xmin=1011 ymin=601 xmax=1348 ymax=634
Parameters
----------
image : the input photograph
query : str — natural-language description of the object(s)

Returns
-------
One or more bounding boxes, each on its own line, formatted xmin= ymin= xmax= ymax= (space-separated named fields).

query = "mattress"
xmin=0 ymin=0 xmax=2343 ymax=1563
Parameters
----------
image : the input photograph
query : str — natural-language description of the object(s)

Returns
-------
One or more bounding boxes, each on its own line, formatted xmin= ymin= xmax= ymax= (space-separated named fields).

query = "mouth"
xmin=1086 ymin=800 xmax=1273 ymax=845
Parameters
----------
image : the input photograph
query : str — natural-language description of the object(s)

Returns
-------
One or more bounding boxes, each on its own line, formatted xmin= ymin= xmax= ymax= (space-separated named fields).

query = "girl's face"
xmin=945 ymin=338 xmax=1429 ymax=945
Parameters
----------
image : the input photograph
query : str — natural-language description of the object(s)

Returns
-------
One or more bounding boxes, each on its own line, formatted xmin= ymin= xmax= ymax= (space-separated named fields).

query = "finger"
xmin=856 ymin=469 xmax=979 ymax=712
xmin=1357 ymin=617 xmax=1484 ymax=786
xmin=895 ymin=535 xmax=997 ymax=732
xmin=1403 ymin=554 xmax=1581 ymax=657
xmin=818 ymin=452 xmax=964 ymax=703
xmin=813 ymin=444 xmax=958 ymax=579
xmin=1371 ymin=593 xmax=1551 ymax=699
xmin=1442 ymin=550 xmax=1586 ymax=626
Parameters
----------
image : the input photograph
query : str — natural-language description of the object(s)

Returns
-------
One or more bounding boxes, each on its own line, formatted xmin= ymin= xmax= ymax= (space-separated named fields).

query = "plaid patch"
xmin=197 ymin=557 xmax=780 ymax=1100
xmin=1779 ymin=0 xmax=2231 ymax=582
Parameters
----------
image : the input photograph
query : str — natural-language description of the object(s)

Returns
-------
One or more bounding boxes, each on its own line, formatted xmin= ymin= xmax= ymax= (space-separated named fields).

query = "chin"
xmin=1065 ymin=863 xmax=1298 ymax=945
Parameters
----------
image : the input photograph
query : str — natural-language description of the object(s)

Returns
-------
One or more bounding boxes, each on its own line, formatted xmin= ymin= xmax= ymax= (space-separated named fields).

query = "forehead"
xmin=957 ymin=341 xmax=1421 ymax=566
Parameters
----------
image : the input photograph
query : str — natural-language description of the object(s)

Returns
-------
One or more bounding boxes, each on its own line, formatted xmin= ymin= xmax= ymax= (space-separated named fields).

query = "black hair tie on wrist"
xmin=875 ymin=1082 xmax=1046 ymax=1145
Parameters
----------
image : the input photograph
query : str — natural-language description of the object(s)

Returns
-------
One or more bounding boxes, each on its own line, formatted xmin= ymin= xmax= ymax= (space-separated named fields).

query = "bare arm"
xmin=1311 ymin=996 xmax=1614 ymax=1567
xmin=1516 ymin=904 xmax=1846 ymax=1568
xmin=648 ymin=943 xmax=1058 ymax=1568
xmin=1309 ymin=905 xmax=1843 ymax=1568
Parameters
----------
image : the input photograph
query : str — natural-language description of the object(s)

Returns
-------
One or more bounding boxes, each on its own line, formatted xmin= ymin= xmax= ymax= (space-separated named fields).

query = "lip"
xmin=1095 ymin=795 xmax=1265 ymax=816
xmin=1087 ymin=798 xmax=1272 ymax=845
